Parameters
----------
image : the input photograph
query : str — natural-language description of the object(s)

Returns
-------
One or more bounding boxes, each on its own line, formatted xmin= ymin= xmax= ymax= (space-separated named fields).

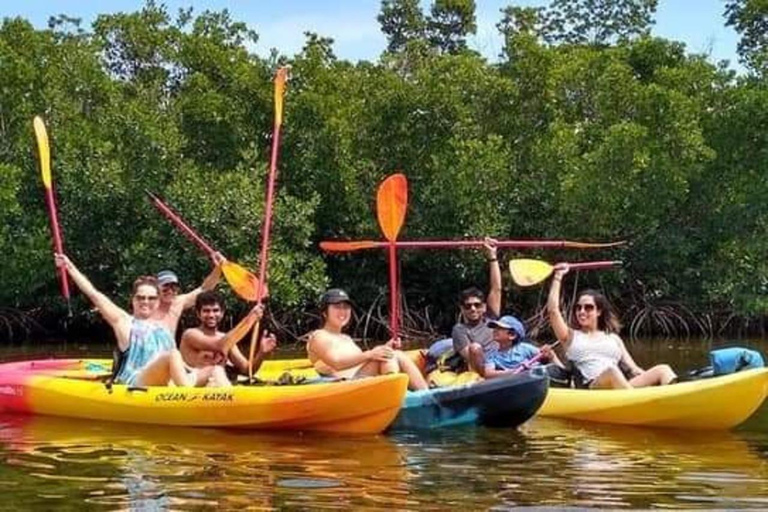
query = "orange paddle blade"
xmin=376 ymin=173 xmax=408 ymax=241
xmin=509 ymin=259 xmax=554 ymax=287
xmin=319 ymin=240 xmax=382 ymax=252
xmin=222 ymin=261 xmax=268 ymax=301
xmin=274 ymin=67 xmax=288 ymax=127
xmin=33 ymin=117 xmax=52 ymax=189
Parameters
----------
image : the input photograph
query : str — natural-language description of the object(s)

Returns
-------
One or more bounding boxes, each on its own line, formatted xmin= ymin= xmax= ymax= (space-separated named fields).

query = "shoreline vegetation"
xmin=1 ymin=0 xmax=767 ymax=344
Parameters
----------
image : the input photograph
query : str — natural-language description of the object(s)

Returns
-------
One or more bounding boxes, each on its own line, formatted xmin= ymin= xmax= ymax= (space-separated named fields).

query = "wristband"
xmin=488 ymin=258 xmax=498 ymax=262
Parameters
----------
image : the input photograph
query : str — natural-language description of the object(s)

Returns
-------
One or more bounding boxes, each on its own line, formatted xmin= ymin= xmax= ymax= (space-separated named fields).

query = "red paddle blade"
xmin=319 ymin=240 xmax=383 ymax=252
xmin=376 ymin=173 xmax=408 ymax=242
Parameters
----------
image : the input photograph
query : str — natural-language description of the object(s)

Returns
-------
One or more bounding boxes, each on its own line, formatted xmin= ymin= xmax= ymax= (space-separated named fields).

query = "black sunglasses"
xmin=463 ymin=301 xmax=484 ymax=310
xmin=575 ymin=303 xmax=596 ymax=312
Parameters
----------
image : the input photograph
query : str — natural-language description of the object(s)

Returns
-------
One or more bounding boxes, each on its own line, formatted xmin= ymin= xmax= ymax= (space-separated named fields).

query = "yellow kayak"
xmin=0 ymin=359 xmax=408 ymax=434
xmin=538 ymin=368 xmax=768 ymax=429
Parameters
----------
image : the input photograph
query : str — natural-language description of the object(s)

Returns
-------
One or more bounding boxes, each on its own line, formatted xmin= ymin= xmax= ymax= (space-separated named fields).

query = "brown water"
xmin=1 ymin=340 xmax=767 ymax=510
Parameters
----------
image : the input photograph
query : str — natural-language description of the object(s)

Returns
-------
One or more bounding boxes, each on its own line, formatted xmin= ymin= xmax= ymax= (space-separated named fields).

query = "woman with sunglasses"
xmin=55 ymin=254 xmax=193 ymax=387
xmin=548 ymin=263 xmax=677 ymax=389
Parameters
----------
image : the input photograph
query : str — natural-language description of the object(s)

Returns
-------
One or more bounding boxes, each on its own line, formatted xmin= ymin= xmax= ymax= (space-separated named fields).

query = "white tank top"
xmin=565 ymin=330 xmax=623 ymax=382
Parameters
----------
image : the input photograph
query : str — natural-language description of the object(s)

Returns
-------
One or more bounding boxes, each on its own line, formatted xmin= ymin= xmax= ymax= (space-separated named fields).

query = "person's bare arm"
xmin=309 ymin=331 xmax=392 ymax=371
xmin=547 ymin=263 xmax=572 ymax=348
xmin=178 ymin=255 xmax=224 ymax=310
xmin=219 ymin=305 xmax=263 ymax=353
xmin=484 ymin=237 xmax=502 ymax=317
xmin=56 ymin=254 xmax=131 ymax=350
xmin=616 ymin=336 xmax=644 ymax=376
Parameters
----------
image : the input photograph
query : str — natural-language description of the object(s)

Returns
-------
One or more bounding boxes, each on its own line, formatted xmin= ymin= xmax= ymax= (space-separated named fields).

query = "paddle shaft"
xmin=44 ymin=186 xmax=70 ymax=299
xmin=512 ymin=340 xmax=562 ymax=375
xmin=249 ymin=68 xmax=287 ymax=379
xmin=565 ymin=261 xmax=622 ymax=271
xmin=147 ymin=193 xmax=218 ymax=259
xmin=321 ymin=239 xmax=625 ymax=252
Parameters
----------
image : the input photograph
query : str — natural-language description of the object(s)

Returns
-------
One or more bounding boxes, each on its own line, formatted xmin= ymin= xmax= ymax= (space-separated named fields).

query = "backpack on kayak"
xmin=687 ymin=347 xmax=765 ymax=379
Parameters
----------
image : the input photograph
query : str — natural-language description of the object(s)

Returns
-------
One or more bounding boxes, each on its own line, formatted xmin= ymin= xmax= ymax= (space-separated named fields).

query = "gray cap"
xmin=157 ymin=270 xmax=179 ymax=287
xmin=320 ymin=288 xmax=352 ymax=306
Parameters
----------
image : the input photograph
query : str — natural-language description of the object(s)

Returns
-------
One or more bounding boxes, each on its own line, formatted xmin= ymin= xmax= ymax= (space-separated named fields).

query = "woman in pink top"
xmin=306 ymin=289 xmax=428 ymax=390
xmin=548 ymin=263 xmax=676 ymax=389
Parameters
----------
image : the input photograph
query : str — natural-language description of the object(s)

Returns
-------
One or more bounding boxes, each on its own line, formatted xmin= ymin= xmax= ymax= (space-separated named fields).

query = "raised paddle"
xmin=509 ymin=259 xmax=622 ymax=287
xmin=146 ymin=191 xmax=267 ymax=301
xmin=376 ymin=173 xmax=408 ymax=341
xmin=320 ymin=239 xmax=626 ymax=252
xmin=33 ymin=116 xmax=71 ymax=314
xmin=248 ymin=66 xmax=289 ymax=380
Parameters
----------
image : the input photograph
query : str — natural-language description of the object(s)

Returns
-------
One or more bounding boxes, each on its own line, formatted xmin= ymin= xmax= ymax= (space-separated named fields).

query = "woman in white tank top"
xmin=547 ymin=263 xmax=677 ymax=389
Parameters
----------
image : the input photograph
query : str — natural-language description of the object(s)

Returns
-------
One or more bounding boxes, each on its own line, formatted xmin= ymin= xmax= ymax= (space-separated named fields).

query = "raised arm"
xmin=178 ymin=254 xmax=224 ymax=310
xmin=219 ymin=304 xmax=263 ymax=354
xmin=484 ymin=237 xmax=502 ymax=317
xmin=547 ymin=263 xmax=572 ymax=345
xmin=55 ymin=254 xmax=131 ymax=348
xmin=309 ymin=330 xmax=392 ymax=371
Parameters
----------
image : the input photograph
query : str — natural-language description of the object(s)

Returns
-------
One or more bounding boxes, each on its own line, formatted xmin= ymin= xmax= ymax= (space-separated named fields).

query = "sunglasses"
xmin=463 ymin=302 xmax=484 ymax=310
xmin=575 ymin=303 xmax=596 ymax=312
xmin=134 ymin=295 xmax=159 ymax=302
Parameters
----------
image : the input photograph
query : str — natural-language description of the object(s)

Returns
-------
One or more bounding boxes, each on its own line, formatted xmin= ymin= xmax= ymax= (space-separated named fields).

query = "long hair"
xmin=572 ymin=289 xmax=622 ymax=334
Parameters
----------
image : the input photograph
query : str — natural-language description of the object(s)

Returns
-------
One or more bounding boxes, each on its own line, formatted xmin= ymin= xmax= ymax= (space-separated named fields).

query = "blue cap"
xmin=487 ymin=315 xmax=526 ymax=339
xmin=156 ymin=270 xmax=179 ymax=287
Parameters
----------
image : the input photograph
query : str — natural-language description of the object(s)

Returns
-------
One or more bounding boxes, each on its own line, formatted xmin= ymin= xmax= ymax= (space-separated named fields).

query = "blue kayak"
xmin=389 ymin=368 xmax=549 ymax=430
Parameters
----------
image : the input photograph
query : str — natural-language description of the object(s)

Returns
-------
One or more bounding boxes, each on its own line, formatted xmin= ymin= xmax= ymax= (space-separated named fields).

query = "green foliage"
xmin=1 ymin=1 xmax=767 ymax=340
xmin=725 ymin=0 xmax=768 ymax=76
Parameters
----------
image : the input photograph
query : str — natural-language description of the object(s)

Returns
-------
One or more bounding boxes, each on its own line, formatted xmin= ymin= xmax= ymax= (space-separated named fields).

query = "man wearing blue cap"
xmin=480 ymin=315 xmax=562 ymax=379
xmin=153 ymin=253 xmax=224 ymax=337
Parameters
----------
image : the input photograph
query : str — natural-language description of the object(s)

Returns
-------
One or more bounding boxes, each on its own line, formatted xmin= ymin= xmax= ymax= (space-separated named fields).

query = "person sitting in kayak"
xmin=480 ymin=315 xmax=564 ymax=379
xmin=547 ymin=263 xmax=677 ymax=389
xmin=451 ymin=238 xmax=502 ymax=372
xmin=306 ymin=288 xmax=429 ymax=390
xmin=179 ymin=291 xmax=276 ymax=386
xmin=152 ymin=256 xmax=224 ymax=338
xmin=55 ymin=254 xmax=194 ymax=387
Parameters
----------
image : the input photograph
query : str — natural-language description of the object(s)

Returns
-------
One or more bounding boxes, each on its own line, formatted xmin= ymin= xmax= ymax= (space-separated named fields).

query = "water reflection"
xmin=2 ymin=338 xmax=768 ymax=509
xmin=0 ymin=414 xmax=408 ymax=510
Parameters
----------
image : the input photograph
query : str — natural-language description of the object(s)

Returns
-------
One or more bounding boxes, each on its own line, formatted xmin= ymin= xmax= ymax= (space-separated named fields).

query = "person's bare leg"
xmin=629 ymin=364 xmax=677 ymax=387
xmin=467 ymin=343 xmax=486 ymax=374
xmin=591 ymin=366 xmax=632 ymax=389
xmin=393 ymin=351 xmax=428 ymax=390
xmin=206 ymin=365 xmax=232 ymax=387
xmin=135 ymin=351 xmax=184 ymax=386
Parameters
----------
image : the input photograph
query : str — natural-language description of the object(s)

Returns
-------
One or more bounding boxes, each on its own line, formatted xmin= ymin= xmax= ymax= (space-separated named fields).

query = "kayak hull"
xmin=538 ymin=368 xmax=768 ymax=430
xmin=391 ymin=368 xmax=549 ymax=430
xmin=0 ymin=359 xmax=408 ymax=434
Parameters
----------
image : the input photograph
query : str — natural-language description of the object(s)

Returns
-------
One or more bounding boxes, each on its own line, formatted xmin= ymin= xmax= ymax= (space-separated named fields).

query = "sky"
xmin=0 ymin=1 xmax=743 ymax=71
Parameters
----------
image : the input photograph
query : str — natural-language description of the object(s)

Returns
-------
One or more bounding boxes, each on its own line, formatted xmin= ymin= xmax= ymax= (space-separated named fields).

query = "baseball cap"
xmin=320 ymin=288 xmax=352 ymax=307
xmin=157 ymin=270 xmax=179 ymax=287
xmin=487 ymin=315 xmax=526 ymax=339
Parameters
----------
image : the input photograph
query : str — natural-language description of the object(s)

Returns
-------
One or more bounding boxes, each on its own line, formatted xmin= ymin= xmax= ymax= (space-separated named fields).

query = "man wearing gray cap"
xmin=152 ymin=253 xmax=224 ymax=337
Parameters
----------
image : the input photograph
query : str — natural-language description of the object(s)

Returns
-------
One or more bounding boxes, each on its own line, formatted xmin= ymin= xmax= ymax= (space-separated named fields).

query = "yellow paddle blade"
xmin=33 ymin=116 xmax=52 ymax=189
xmin=222 ymin=261 xmax=268 ymax=302
xmin=509 ymin=259 xmax=555 ymax=287
xmin=274 ymin=67 xmax=288 ymax=127
xmin=376 ymin=173 xmax=408 ymax=241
